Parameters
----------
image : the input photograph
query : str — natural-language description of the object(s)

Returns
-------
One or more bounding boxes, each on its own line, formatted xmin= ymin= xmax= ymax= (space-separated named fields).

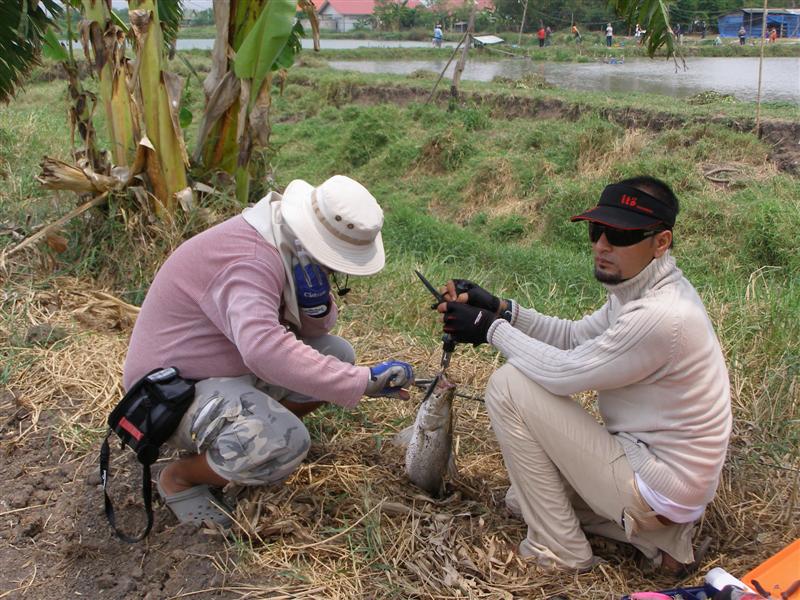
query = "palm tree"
xmin=0 ymin=0 xmax=63 ymax=103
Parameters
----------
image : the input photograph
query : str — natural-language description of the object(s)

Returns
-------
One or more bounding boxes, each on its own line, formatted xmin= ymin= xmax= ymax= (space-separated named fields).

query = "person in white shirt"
xmin=437 ymin=177 xmax=731 ymax=575
xmin=606 ymin=23 xmax=614 ymax=46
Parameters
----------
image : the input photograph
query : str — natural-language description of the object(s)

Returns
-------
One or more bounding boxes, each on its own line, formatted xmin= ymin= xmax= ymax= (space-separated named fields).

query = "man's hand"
xmin=294 ymin=262 xmax=331 ymax=317
xmin=440 ymin=301 xmax=496 ymax=346
xmin=365 ymin=360 xmax=414 ymax=399
xmin=442 ymin=279 xmax=501 ymax=314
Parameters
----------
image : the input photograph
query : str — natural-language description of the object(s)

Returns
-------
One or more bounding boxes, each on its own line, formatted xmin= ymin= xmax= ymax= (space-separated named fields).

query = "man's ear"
xmin=653 ymin=230 xmax=672 ymax=257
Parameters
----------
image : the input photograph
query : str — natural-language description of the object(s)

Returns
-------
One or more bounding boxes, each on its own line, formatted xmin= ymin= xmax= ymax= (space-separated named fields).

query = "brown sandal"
xmin=661 ymin=536 xmax=713 ymax=579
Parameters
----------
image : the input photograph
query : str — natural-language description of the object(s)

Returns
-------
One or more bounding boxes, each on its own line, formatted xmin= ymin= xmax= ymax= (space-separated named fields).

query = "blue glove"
xmin=365 ymin=360 xmax=414 ymax=398
xmin=294 ymin=262 xmax=331 ymax=317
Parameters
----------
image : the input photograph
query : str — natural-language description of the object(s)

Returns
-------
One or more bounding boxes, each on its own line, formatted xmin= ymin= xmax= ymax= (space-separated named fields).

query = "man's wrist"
xmin=499 ymin=299 xmax=513 ymax=322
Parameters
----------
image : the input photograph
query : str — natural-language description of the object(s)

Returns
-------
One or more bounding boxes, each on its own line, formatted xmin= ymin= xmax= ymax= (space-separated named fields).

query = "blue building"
xmin=718 ymin=8 xmax=800 ymax=38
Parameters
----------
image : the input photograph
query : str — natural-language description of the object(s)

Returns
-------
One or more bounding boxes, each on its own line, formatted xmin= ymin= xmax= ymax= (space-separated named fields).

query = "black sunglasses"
xmin=588 ymin=222 xmax=664 ymax=247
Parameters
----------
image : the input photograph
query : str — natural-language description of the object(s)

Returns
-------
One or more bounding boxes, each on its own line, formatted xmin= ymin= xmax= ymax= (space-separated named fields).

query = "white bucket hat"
xmin=280 ymin=175 xmax=385 ymax=276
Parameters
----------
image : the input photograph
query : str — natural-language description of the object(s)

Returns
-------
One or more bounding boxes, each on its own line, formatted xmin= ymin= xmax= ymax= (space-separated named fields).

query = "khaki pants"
xmin=484 ymin=364 xmax=695 ymax=571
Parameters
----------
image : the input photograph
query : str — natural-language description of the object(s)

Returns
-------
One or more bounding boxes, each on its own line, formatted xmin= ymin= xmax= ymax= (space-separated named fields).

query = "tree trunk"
xmin=81 ymin=0 xmax=137 ymax=167
xmin=129 ymin=0 xmax=190 ymax=213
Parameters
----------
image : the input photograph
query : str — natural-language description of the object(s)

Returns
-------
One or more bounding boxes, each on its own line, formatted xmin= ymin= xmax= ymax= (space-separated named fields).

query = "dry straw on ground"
xmin=1 ymin=272 xmax=797 ymax=599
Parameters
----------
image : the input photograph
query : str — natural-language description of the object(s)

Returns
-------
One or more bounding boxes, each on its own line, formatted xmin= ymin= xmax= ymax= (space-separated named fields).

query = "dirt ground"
xmin=0 ymin=389 xmax=239 ymax=599
xmin=1 ymin=279 xmax=797 ymax=600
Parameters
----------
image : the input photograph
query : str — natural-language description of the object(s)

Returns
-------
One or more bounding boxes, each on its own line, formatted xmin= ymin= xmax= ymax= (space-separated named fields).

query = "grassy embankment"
xmin=1 ymin=51 xmax=798 ymax=597
xmin=177 ymin=23 xmax=800 ymax=61
xmin=319 ymin=40 xmax=800 ymax=62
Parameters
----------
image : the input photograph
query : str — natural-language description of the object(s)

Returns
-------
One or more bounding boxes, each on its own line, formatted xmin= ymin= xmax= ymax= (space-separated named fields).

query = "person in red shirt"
xmin=538 ymin=25 xmax=546 ymax=48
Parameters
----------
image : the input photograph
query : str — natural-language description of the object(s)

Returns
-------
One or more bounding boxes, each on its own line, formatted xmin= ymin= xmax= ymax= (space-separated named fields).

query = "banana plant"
xmin=129 ymin=0 xmax=190 ymax=213
xmin=37 ymin=0 xmax=190 ymax=214
xmin=194 ymin=0 xmax=319 ymax=203
xmin=79 ymin=0 xmax=137 ymax=167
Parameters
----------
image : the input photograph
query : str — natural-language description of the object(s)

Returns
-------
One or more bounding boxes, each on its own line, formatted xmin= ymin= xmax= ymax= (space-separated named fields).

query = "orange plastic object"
xmin=742 ymin=538 xmax=800 ymax=598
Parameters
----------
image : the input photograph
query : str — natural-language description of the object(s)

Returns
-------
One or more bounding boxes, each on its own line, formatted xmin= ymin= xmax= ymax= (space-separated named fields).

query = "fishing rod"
xmin=413 ymin=379 xmax=485 ymax=403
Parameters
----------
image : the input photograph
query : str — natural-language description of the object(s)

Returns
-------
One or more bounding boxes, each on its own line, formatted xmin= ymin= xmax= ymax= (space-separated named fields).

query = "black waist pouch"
xmin=99 ymin=367 xmax=195 ymax=542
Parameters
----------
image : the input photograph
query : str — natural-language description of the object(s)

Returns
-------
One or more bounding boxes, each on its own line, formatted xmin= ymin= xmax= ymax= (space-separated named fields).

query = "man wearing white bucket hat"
xmin=123 ymin=175 xmax=413 ymax=527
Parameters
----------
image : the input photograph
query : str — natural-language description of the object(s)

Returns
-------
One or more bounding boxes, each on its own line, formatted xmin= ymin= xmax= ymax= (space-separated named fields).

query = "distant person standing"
xmin=538 ymin=24 xmax=547 ymax=48
xmin=572 ymin=24 xmax=582 ymax=44
xmin=738 ymin=25 xmax=747 ymax=45
xmin=634 ymin=23 xmax=643 ymax=45
xmin=545 ymin=26 xmax=553 ymax=46
xmin=606 ymin=23 xmax=614 ymax=47
xmin=433 ymin=23 xmax=443 ymax=48
xmin=769 ymin=27 xmax=778 ymax=42
xmin=675 ymin=23 xmax=683 ymax=45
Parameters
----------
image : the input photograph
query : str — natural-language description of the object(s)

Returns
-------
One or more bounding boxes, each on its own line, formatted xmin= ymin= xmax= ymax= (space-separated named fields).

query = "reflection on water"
xmin=328 ymin=56 xmax=800 ymax=103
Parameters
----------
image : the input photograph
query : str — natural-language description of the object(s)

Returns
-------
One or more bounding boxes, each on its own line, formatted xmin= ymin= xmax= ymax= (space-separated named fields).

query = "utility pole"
xmin=450 ymin=1 xmax=477 ymax=105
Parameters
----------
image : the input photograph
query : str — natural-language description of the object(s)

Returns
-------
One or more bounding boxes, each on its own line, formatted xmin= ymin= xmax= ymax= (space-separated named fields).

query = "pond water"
xmin=327 ymin=56 xmax=800 ymax=104
xmin=92 ymin=38 xmax=799 ymax=103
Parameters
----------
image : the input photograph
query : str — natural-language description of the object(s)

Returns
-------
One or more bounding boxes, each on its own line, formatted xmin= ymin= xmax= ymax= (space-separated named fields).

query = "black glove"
xmin=442 ymin=302 xmax=496 ymax=346
xmin=452 ymin=279 xmax=501 ymax=314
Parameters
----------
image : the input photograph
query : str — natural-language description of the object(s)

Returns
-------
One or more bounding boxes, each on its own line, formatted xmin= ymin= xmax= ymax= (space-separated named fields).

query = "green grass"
xmin=2 ymin=50 xmax=798 ymax=452
xmin=265 ymin=89 xmax=800 ymax=447
xmin=287 ymin=61 xmax=800 ymax=122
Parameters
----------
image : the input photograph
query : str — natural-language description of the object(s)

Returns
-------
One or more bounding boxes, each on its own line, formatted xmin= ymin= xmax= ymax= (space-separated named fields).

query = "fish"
xmin=394 ymin=375 xmax=457 ymax=498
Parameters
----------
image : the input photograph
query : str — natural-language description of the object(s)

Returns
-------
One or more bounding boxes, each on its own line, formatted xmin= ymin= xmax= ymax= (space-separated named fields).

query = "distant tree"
xmin=374 ymin=0 xmax=417 ymax=30
xmin=493 ymin=0 xmax=616 ymax=34
xmin=190 ymin=8 xmax=215 ymax=26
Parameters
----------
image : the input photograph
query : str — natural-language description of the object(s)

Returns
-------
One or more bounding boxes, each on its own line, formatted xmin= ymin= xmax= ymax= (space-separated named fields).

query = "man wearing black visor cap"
xmin=436 ymin=176 xmax=731 ymax=576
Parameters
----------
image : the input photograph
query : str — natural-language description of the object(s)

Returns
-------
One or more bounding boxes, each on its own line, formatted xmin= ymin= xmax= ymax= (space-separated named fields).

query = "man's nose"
xmin=593 ymin=233 xmax=612 ymax=250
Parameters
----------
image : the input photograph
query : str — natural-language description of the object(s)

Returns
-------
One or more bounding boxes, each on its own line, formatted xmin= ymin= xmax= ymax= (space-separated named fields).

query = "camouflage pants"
xmin=168 ymin=334 xmax=355 ymax=485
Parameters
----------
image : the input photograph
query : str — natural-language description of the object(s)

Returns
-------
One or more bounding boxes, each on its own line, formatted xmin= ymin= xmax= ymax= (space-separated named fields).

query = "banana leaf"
xmin=610 ymin=0 xmax=683 ymax=67
xmin=42 ymin=27 xmax=69 ymax=62
xmin=233 ymin=0 xmax=295 ymax=109
xmin=157 ymin=0 xmax=183 ymax=48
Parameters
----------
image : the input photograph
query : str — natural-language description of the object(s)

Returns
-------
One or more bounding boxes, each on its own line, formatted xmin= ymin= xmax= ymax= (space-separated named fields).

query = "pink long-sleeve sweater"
xmin=123 ymin=215 xmax=369 ymax=407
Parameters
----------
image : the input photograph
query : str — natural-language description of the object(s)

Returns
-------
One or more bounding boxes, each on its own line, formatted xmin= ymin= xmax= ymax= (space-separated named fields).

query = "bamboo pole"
xmin=517 ymin=0 xmax=530 ymax=46
xmin=755 ymin=1 xmax=769 ymax=134
xmin=450 ymin=3 xmax=477 ymax=104
xmin=424 ymin=33 xmax=467 ymax=106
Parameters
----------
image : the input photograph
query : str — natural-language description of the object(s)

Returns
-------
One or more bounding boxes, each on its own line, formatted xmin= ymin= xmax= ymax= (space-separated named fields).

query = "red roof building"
xmin=315 ymin=0 xmax=424 ymax=31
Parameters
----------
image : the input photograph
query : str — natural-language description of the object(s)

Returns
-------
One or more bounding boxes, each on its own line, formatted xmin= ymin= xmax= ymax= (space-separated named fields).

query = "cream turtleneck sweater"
xmin=487 ymin=252 xmax=732 ymax=507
